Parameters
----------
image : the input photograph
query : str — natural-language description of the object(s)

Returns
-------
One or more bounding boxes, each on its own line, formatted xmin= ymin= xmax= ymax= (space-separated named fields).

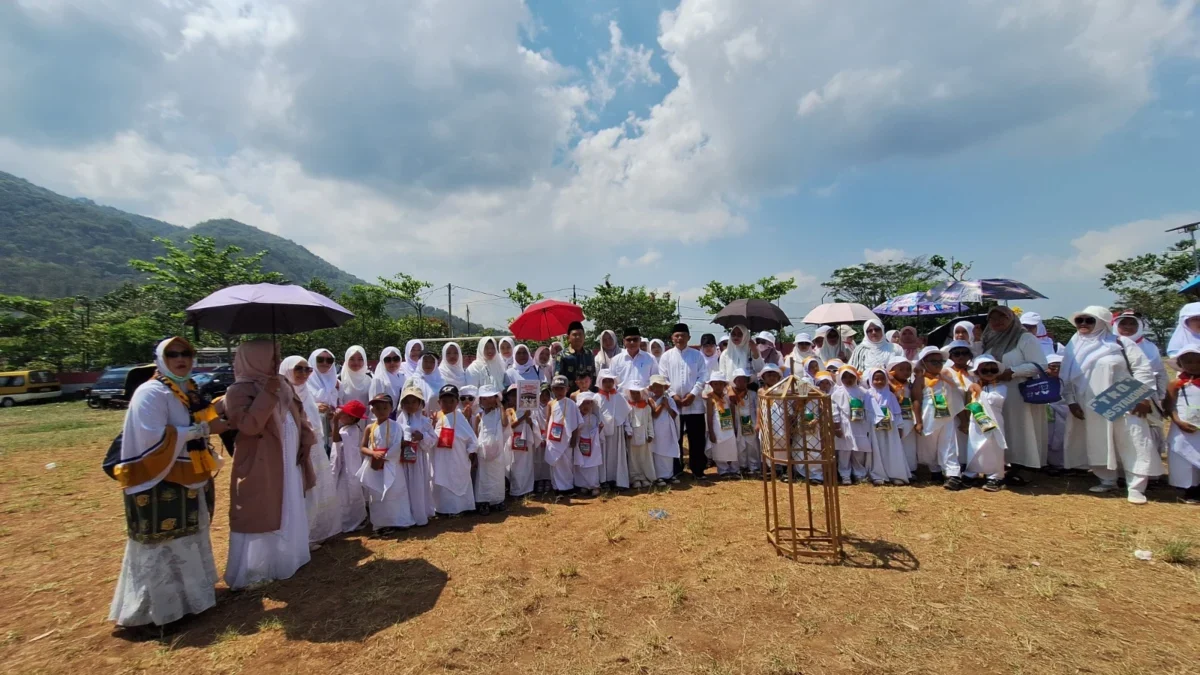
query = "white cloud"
xmin=588 ymin=21 xmax=661 ymax=109
xmin=864 ymin=248 xmax=910 ymax=264
xmin=618 ymin=250 xmax=664 ymax=267
xmin=1017 ymin=213 xmax=1200 ymax=283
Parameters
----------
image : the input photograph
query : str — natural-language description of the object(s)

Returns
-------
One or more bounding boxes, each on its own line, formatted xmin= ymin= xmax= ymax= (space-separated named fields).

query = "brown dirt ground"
xmin=1 ymin=401 xmax=1198 ymax=675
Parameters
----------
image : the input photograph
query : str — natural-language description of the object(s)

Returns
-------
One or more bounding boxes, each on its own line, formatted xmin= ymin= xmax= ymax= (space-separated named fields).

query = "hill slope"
xmin=0 ymin=170 xmax=486 ymax=333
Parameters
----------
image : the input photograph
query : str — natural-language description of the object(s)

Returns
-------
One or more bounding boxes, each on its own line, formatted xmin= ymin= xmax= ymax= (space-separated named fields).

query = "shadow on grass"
xmin=839 ymin=536 xmax=921 ymax=572
xmin=158 ymin=538 xmax=447 ymax=647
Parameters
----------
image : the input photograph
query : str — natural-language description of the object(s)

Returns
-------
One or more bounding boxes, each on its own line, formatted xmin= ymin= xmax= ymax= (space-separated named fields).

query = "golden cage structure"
xmin=757 ymin=375 xmax=843 ymax=560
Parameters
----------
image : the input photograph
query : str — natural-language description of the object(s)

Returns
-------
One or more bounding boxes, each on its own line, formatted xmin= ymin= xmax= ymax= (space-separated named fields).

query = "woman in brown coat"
xmin=223 ymin=340 xmax=317 ymax=589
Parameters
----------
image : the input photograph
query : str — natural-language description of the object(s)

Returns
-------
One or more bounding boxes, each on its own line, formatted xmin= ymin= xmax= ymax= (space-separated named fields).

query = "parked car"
xmin=0 ymin=369 xmax=63 ymax=408
xmin=87 ymin=365 xmax=144 ymax=409
xmin=200 ymin=365 xmax=235 ymax=399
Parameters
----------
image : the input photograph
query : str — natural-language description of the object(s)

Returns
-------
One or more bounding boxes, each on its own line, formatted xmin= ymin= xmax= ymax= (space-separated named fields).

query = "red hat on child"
xmin=339 ymin=400 xmax=368 ymax=421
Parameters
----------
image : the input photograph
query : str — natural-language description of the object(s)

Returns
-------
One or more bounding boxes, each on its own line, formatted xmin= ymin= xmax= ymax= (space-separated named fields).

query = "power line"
xmin=452 ymin=285 xmax=508 ymax=300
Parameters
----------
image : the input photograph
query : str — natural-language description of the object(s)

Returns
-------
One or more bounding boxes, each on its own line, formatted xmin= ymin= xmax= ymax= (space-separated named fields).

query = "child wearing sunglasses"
xmin=1164 ymin=347 xmax=1200 ymax=504
xmin=964 ymin=356 xmax=1008 ymax=492
xmin=915 ymin=347 xmax=965 ymax=489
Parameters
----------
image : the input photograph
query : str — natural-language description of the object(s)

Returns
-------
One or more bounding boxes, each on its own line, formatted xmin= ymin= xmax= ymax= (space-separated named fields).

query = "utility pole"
xmin=1168 ymin=221 xmax=1200 ymax=275
xmin=466 ymin=305 xmax=471 ymax=336
xmin=572 ymin=285 xmax=577 ymax=303
xmin=447 ymin=283 xmax=453 ymax=338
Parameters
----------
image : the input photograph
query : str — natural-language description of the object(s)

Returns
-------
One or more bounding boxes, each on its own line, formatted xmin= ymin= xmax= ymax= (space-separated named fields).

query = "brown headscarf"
xmin=982 ymin=307 xmax=1025 ymax=357
xmin=234 ymin=339 xmax=289 ymax=419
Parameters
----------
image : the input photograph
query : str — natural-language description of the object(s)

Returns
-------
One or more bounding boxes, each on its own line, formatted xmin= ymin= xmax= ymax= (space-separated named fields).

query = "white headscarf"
xmin=648 ymin=339 xmax=666 ymax=366
xmin=817 ymin=325 xmax=842 ymax=363
xmin=783 ymin=332 xmax=816 ymax=373
xmin=1060 ymin=306 xmax=1120 ymax=390
xmin=595 ymin=330 xmax=620 ymax=371
xmin=340 ymin=345 xmax=372 ymax=402
xmin=307 ymin=348 xmax=338 ymax=406
xmin=439 ymin=342 xmax=467 ymax=387
xmin=402 ymin=339 xmax=425 ymax=377
xmin=533 ymin=346 xmax=554 ymax=383
xmin=1019 ymin=312 xmax=1056 ymax=356
xmin=372 ymin=346 xmax=407 ymax=402
xmin=413 ymin=351 xmax=444 ymax=408
xmin=154 ymin=336 xmax=195 ymax=387
xmin=280 ymin=355 xmax=323 ymax=446
xmin=468 ymin=336 xmax=507 ymax=389
xmin=719 ymin=325 xmax=753 ymax=378
xmin=498 ymin=337 xmax=516 ymax=368
xmin=863 ymin=366 xmax=892 ymax=421
xmin=849 ymin=318 xmax=899 ymax=371
xmin=507 ymin=343 xmax=541 ymax=382
xmin=1167 ymin=302 xmax=1200 ymax=358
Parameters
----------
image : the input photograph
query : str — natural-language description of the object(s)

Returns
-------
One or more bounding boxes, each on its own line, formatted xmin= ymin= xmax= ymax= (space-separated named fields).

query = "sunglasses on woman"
xmin=383 ymin=355 xmax=402 ymax=363
xmin=1074 ymin=316 xmax=1096 ymax=326
xmin=163 ymin=350 xmax=195 ymax=359
xmin=293 ymin=365 xmax=314 ymax=374
xmin=315 ymin=356 xmax=334 ymax=365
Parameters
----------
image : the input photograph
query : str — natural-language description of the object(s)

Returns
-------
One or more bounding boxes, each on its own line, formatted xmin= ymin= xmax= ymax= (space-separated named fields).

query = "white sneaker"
xmin=1127 ymin=490 xmax=1148 ymax=505
xmin=1089 ymin=483 xmax=1117 ymax=494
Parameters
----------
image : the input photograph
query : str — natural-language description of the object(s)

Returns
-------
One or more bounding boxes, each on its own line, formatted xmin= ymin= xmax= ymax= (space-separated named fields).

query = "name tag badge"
xmin=934 ymin=393 xmax=951 ymax=419
xmin=437 ymin=425 xmax=455 ymax=449
xmin=740 ymin=415 xmax=754 ymax=435
xmin=579 ymin=437 xmax=592 ymax=457
xmin=849 ymin=399 xmax=865 ymax=422
xmin=549 ymin=422 xmax=565 ymax=443
xmin=400 ymin=440 xmax=417 ymax=463
xmin=512 ymin=430 xmax=527 ymax=451
xmin=718 ymin=407 xmax=733 ymax=431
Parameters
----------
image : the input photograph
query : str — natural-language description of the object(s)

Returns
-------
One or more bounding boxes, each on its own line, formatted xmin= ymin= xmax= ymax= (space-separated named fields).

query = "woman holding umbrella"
xmin=981 ymin=307 xmax=1049 ymax=482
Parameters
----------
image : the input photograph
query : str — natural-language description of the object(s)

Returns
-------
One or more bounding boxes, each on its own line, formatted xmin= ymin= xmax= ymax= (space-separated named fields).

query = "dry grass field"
xmin=1 ymin=401 xmax=1198 ymax=674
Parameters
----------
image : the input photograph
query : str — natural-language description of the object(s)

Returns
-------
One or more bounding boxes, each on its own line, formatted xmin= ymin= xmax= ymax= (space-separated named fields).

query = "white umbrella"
xmin=802 ymin=302 xmax=880 ymax=325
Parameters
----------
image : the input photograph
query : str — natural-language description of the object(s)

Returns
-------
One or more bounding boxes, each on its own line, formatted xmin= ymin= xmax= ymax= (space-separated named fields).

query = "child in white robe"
xmin=356 ymin=393 xmax=414 ymax=533
xmin=432 ymin=385 xmax=479 ymax=516
xmin=573 ymin=393 xmax=605 ymax=496
xmin=865 ymin=367 xmax=909 ymax=485
xmin=533 ymin=385 xmax=552 ymax=494
xmin=472 ymin=386 xmax=510 ymax=513
xmin=649 ymin=375 xmax=680 ymax=485
xmin=506 ymin=385 xmax=537 ymax=498
xmin=945 ymin=340 xmax=977 ymax=469
xmin=596 ymin=369 xmax=631 ymax=490
xmin=887 ymin=357 xmax=919 ymax=474
xmin=731 ymin=369 xmax=761 ymax=475
xmin=1165 ymin=347 xmax=1200 ymax=504
xmin=329 ymin=402 xmax=369 ymax=532
xmin=545 ymin=376 xmax=583 ymax=495
xmin=626 ymin=381 xmax=657 ymax=488
xmin=965 ymin=356 xmax=1008 ymax=491
xmin=397 ymin=385 xmax=436 ymax=527
xmin=1045 ymin=355 xmax=1069 ymax=472
xmin=706 ymin=372 xmax=740 ymax=477
xmin=915 ymin=347 xmax=966 ymax=490
xmin=832 ymin=366 xmax=873 ymax=484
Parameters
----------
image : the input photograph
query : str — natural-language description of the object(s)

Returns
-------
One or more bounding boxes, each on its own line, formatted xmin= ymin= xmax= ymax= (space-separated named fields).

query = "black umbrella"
xmin=712 ymin=299 xmax=792 ymax=332
xmin=926 ymin=314 xmax=987 ymax=348
xmin=185 ymin=283 xmax=354 ymax=335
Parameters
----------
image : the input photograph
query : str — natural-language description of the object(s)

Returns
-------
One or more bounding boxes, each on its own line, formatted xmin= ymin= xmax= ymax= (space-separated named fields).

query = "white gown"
xmin=990 ymin=333 xmax=1049 ymax=468
xmin=330 ymin=425 xmax=368 ymax=533
xmin=474 ymin=407 xmax=510 ymax=505
xmin=300 ymin=396 xmax=340 ymax=544
xmin=966 ymin=384 xmax=1008 ymax=477
xmin=1167 ymin=382 xmax=1200 ymax=488
xmin=224 ymin=412 xmax=312 ymax=589
xmin=357 ymin=419 xmax=414 ymax=530
xmin=399 ymin=411 xmax=437 ymax=526
xmin=432 ymin=410 xmax=479 ymax=514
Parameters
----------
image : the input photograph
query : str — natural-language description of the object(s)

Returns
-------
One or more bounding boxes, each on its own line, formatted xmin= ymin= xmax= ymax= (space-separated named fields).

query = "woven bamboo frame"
xmin=758 ymin=375 xmax=843 ymax=560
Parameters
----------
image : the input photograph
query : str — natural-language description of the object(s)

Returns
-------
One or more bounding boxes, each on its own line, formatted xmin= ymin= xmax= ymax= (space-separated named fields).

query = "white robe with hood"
xmin=280 ymin=356 xmax=340 ymax=544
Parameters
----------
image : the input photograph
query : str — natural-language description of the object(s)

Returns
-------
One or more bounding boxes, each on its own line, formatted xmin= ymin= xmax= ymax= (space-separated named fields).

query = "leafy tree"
xmin=696 ymin=276 xmax=799 ymax=314
xmin=505 ymin=282 xmax=544 ymax=312
xmin=580 ymin=275 xmax=679 ymax=340
xmin=378 ymin=272 xmax=434 ymax=326
xmin=129 ymin=235 xmax=286 ymax=317
xmin=1102 ymin=241 xmax=1193 ymax=344
xmin=822 ymin=256 xmax=940 ymax=308
xmin=337 ymin=284 xmax=394 ymax=355
xmin=303 ymin=276 xmax=337 ymax=300
xmin=928 ymin=254 xmax=974 ymax=282
xmin=1043 ymin=317 xmax=1076 ymax=347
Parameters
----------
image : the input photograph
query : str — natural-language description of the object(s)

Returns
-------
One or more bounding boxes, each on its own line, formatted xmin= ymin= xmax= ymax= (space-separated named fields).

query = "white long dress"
xmin=966 ymin=384 xmax=1008 ymax=477
xmin=508 ymin=409 xmax=537 ymax=496
xmin=597 ymin=390 xmax=631 ymax=488
xmin=357 ymin=419 xmax=414 ymax=530
xmin=432 ymin=410 xmax=479 ymax=514
xmin=474 ymin=407 xmax=510 ymax=505
xmin=224 ymin=412 xmax=312 ymax=589
xmin=299 ymin=393 xmax=340 ymax=544
xmin=330 ymin=425 xmax=367 ymax=532
xmin=1063 ymin=338 xmax=1164 ymax=477
xmin=1167 ymin=382 xmax=1200 ymax=489
xmin=399 ymin=411 xmax=437 ymax=525
xmin=108 ymin=382 xmax=218 ymax=627
xmin=989 ymin=333 xmax=1049 ymax=469
xmin=867 ymin=386 xmax=910 ymax=483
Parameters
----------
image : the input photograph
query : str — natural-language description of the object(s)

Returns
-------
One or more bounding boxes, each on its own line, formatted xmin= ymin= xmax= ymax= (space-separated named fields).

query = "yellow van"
xmin=0 ymin=370 xmax=63 ymax=408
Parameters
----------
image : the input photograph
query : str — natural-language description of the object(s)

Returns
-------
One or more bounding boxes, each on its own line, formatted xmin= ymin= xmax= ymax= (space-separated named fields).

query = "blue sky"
xmin=1 ymin=0 xmax=1198 ymax=335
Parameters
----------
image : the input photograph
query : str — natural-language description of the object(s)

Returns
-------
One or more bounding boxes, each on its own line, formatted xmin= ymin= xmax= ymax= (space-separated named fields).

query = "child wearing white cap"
xmin=1045 ymin=354 xmax=1069 ymax=472
xmin=965 ymin=355 xmax=1008 ymax=492
xmin=731 ymin=368 xmax=761 ymax=475
xmin=832 ymin=366 xmax=873 ymax=484
xmin=357 ymin=391 xmax=416 ymax=533
xmin=596 ymin=369 xmax=631 ymax=490
xmin=506 ymin=384 xmax=537 ymax=498
xmin=706 ymin=372 xmax=740 ymax=477
xmin=625 ymin=380 xmax=657 ymax=488
xmin=573 ymin=393 xmax=605 ymax=496
xmin=649 ymin=375 xmax=680 ymax=484
xmin=915 ymin=346 xmax=965 ymax=488
xmin=472 ymin=386 xmax=510 ymax=514
xmin=545 ymin=375 xmax=583 ymax=495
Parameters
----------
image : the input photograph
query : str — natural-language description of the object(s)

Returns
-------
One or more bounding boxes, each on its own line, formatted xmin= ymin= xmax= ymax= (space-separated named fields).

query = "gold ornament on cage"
xmin=758 ymin=375 xmax=843 ymax=560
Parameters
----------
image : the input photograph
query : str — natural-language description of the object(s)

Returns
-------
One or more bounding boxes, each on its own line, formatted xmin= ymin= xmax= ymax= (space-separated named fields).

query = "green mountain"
xmin=0 ymin=170 xmax=485 ymax=334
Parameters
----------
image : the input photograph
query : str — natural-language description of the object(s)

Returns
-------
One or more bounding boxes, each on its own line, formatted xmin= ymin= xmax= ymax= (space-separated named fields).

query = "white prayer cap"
xmin=733 ymin=367 xmax=755 ymax=381
xmin=946 ymin=340 xmax=973 ymax=352
xmin=478 ymin=385 xmax=500 ymax=398
xmin=707 ymin=371 xmax=729 ymax=384
xmin=825 ymin=358 xmax=845 ymax=370
xmin=1173 ymin=345 xmax=1200 ymax=369
xmin=886 ymin=355 xmax=911 ymax=370
xmin=1019 ymin=311 xmax=1042 ymax=326
xmin=597 ymin=368 xmax=617 ymax=382
xmin=1046 ymin=354 xmax=1064 ymax=365
xmin=1071 ymin=305 xmax=1113 ymax=326
xmin=794 ymin=333 xmax=812 ymax=344
xmin=626 ymin=379 xmax=648 ymax=392
xmin=918 ymin=346 xmax=943 ymax=361
xmin=758 ymin=363 xmax=783 ymax=378
xmin=755 ymin=331 xmax=776 ymax=343
xmin=460 ymin=385 xmax=478 ymax=398
xmin=576 ymin=392 xmax=596 ymax=404
xmin=970 ymin=355 xmax=999 ymax=372
xmin=718 ymin=334 xmax=729 ymax=344
xmin=649 ymin=374 xmax=669 ymax=387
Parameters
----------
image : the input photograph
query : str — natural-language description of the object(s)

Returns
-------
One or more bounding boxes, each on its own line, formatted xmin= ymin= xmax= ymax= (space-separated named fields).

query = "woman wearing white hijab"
xmin=594 ymin=330 xmax=621 ymax=373
xmin=981 ymin=307 xmax=1049 ymax=477
xmin=944 ymin=320 xmax=983 ymax=357
xmin=1167 ymin=302 xmax=1200 ymax=357
xmin=506 ymin=344 xmax=541 ymax=386
xmin=849 ymin=319 xmax=901 ymax=372
xmin=782 ymin=333 xmax=817 ymax=376
xmin=401 ymin=339 xmax=425 ymax=378
xmin=533 ymin=347 xmax=555 ymax=383
xmin=816 ymin=325 xmax=845 ymax=364
xmin=1019 ymin=312 xmax=1060 ymax=357
xmin=439 ymin=342 xmax=467 ymax=388
xmin=412 ymin=349 xmax=445 ymax=415
xmin=1061 ymin=306 xmax=1163 ymax=504
xmin=370 ymin=346 xmax=406 ymax=415
xmin=467 ymin=337 xmax=507 ymax=389
xmin=648 ymin=339 xmax=666 ymax=367
xmin=307 ymin=348 xmax=339 ymax=452
xmin=498 ymin=337 xmax=516 ymax=368
xmin=339 ymin=345 xmax=373 ymax=409
xmin=280 ymin=356 xmax=340 ymax=546
xmin=1114 ymin=312 xmax=1168 ymax=454
xmin=108 ymin=337 xmax=224 ymax=630
xmin=718 ymin=325 xmax=763 ymax=383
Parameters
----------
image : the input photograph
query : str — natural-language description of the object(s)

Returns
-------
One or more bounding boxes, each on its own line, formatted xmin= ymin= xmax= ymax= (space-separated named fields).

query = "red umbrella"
xmin=509 ymin=299 xmax=585 ymax=341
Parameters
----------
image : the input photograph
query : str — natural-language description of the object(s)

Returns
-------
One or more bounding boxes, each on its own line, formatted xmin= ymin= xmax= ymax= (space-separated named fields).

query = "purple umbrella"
xmin=874 ymin=292 xmax=966 ymax=317
xmin=185 ymin=283 xmax=354 ymax=335
xmin=922 ymin=279 xmax=1047 ymax=304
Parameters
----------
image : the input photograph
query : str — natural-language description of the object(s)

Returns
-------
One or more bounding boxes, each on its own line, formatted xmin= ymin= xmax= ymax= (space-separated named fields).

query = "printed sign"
xmin=1088 ymin=378 xmax=1154 ymax=422
xmin=517 ymin=379 xmax=540 ymax=414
